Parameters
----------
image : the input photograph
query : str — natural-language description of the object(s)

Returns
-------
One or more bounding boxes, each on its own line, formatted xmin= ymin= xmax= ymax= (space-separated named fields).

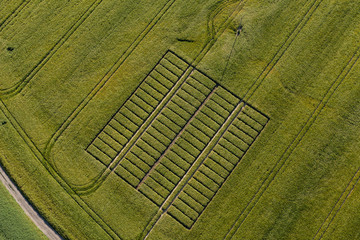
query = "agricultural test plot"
xmin=86 ymin=50 xmax=268 ymax=228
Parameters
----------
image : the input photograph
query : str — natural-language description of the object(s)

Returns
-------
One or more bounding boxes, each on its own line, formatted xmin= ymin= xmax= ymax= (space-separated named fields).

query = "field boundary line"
xmin=0 ymin=100 xmax=122 ymax=239
xmin=224 ymin=45 xmax=360 ymax=240
xmin=140 ymin=100 xmax=246 ymax=240
xmin=136 ymin=86 xmax=219 ymax=189
xmin=194 ymin=66 xmax=269 ymax=120
xmin=0 ymin=0 xmax=31 ymax=33
xmin=0 ymin=161 xmax=63 ymax=240
xmin=0 ymin=0 xmax=104 ymax=97
xmin=313 ymin=167 xmax=360 ymax=240
xmin=44 ymin=0 xmax=177 ymax=162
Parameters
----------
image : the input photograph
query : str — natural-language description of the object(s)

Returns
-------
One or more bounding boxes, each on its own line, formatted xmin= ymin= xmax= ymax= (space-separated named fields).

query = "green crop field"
xmin=0 ymin=0 xmax=360 ymax=239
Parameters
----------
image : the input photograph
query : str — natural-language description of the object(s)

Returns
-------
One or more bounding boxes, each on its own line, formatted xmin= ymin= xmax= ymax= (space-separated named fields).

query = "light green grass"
xmin=0 ymin=182 xmax=46 ymax=240
xmin=0 ymin=0 xmax=360 ymax=239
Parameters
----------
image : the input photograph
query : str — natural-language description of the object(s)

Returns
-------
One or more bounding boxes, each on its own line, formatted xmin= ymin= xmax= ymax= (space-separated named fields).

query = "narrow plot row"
xmin=168 ymin=104 xmax=268 ymax=228
xmin=86 ymin=51 xmax=188 ymax=166
xmin=137 ymin=84 xmax=240 ymax=206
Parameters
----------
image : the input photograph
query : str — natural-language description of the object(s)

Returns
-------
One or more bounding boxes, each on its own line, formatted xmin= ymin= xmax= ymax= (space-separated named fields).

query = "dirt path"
xmin=0 ymin=164 xmax=63 ymax=240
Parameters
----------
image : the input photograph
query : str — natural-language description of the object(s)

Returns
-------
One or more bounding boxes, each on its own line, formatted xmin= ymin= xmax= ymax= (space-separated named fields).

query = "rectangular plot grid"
xmin=86 ymin=50 xmax=269 ymax=229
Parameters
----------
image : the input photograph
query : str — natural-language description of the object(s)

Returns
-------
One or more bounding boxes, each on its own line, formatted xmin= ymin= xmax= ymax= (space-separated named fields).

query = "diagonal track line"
xmin=74 ymin=62 xmax=194 ymax=194
xmin=136 ymin=86 xmax=219 ymax=190
xmin=1 ymin=0 xmax=331 ymax=237
xmin=224 ymin=45 xmax=360 ymax=239
xmin=0 ymin=99 xmax=121 ymax=239
xmin=140 ymin=100 xmax=246 ymax=240
xmin=50 ymin=0 xmax=247 ymax=194
xmin=313 ymin=167 xmax=360 ymax=240
xmin=0 ymin=162 xmax=63 ymax=240
xmin=242 ymin=0 xmax=324 ymax=102
xmin=0 ymin=0 xmax=31 ymax=33
xmin=0 ymin=0 xmax=180 ymax=238
xmin=137 ymin=2 xmax=250 ymax=237
xmin=0 ymin=0 xmax=105 ymax=97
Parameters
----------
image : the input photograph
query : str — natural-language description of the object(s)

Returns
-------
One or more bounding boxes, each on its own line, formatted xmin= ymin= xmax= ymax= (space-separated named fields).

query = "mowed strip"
xmin=135 ymin=76 xmax=220 ymax=205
